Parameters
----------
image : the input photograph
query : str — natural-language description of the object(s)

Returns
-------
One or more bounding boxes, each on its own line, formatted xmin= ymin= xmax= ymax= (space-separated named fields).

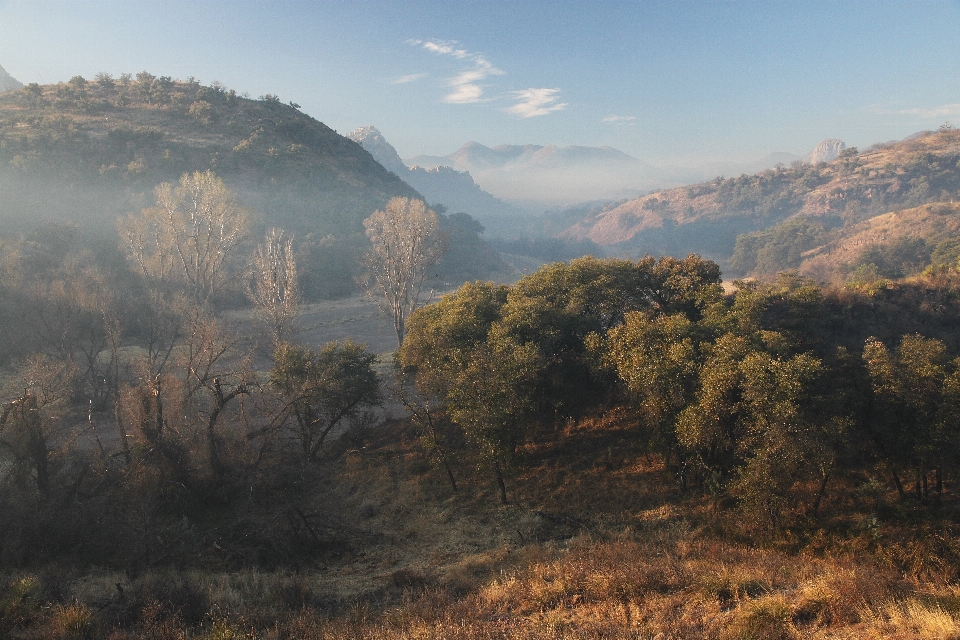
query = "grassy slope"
xmin=561 ymin=128 xmax=960 ymax=271
xmin=5 ymin=407 xmax=960 ymax=638
xmin=798 ymin=202 xmax=960 ymax=281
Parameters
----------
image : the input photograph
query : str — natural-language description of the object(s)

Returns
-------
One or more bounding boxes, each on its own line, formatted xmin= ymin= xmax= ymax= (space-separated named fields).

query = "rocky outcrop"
xmin=347 ymin=126 xmax=407 ymax=175
xmin=809 ymin=139 xmax=845 ymax=164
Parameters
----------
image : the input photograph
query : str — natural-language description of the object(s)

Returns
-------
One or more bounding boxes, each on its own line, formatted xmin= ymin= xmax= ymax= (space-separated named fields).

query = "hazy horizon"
xmin=2 ymin=1 xmax=960 ymax=171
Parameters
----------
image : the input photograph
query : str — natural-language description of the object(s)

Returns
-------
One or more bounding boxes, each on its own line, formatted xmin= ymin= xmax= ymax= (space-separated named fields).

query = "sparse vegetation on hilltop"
xmin=0 ymin=75 xmax=510 ymax=298
xmin=562 ymin=127 xmax=960 ymax=282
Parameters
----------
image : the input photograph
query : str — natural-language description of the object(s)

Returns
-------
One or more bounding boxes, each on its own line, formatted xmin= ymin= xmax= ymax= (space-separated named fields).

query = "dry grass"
xmin=11 ymin=528 xmax=950 ymax=638
xmin=4 ymin=409 xmax=960 ymax=638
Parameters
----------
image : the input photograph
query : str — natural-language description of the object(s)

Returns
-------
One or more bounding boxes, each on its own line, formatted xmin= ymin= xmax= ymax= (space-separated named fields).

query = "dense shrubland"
xmin=401 ymin=256 xmax=960 ymax=528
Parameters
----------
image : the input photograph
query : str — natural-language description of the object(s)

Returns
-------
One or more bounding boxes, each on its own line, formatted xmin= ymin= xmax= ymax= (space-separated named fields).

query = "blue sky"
xmin=2 ymin=0 xmax=960 ymax=166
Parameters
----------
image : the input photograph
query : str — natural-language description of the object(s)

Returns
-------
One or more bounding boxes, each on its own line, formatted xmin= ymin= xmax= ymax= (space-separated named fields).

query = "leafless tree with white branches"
xmin=248 ymin=228 xmax=300 ymax=348
xmin=360 ymin=197 xmax=446 ymax=347
xmin=119 ymin=170 xmax=249 ymax=304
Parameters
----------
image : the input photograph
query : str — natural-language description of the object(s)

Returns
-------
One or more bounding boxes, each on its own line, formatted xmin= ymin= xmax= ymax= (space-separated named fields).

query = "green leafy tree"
xmin=863 ymin=334 xmax=951 ymax=500
xmin=271 ymin=341 xmax=382 ymax=459
xmin=676 ymin=329 xmax=829 ymax=530
xmin=727 ymin=349 xmax=825 ymax=530
xmin=606 ymin=313 xmax=698 ymax=460
xmin=399 ymin=280 xmax=508 ymax=397
xmin=445 ymin=337 xmax=543 ymax=503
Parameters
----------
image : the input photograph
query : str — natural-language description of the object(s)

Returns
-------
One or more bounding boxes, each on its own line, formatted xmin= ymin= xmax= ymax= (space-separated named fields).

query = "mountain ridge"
xmin=0 ymin=77 xmax=419 ymax=237
xmin=347 ymin=126 xmax=524 ymax=234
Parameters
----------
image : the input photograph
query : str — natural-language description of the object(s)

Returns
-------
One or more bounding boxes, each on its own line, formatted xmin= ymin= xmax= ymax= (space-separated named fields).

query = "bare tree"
xmin=247 ymin=228 xmax=300 ymax=348
xmin=360 ymin=197 xmax=446 ymax=347
xmin=119 ymin=170 xmax=249 ymax=304
xmin=0 ymin=356 xmax=76 ymax=497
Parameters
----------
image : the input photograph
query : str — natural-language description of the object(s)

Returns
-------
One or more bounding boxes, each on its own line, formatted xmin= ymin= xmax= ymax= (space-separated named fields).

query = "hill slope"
xmin=560 ymin=128 xmax=960 ymax=272
xmin=0 ymin=75 xmax=419 ymax=237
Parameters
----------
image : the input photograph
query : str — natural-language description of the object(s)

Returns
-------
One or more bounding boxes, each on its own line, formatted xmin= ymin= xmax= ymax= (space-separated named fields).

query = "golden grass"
xmin=4 ymin=411 xmax=960 ymax=638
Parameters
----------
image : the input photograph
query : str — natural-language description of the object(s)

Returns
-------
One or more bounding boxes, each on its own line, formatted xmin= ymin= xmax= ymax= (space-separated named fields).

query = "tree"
xmin=361 ymin=197 xmax=446 ymax=347
xmin=606 ymin=313 xmax=698 ymax=459
xmin=94 ymin=72 xmax=115 ymax=90
xmin=271 ymin=341 xmax=382 ymax=459
xmin=0 ymin=356 xmax=76 ymax=497
xmin=676 ymin=332 xmax=828 ymax=530
xmin=446 ymin=338 xmax=542 ymax=504
xmin=247 ymin=228 xmax=300 ymax=348
xmin=863 ymin=334 xmax=952 ymax=500
xmin=119 ymin=171 xmax=249 ymax=304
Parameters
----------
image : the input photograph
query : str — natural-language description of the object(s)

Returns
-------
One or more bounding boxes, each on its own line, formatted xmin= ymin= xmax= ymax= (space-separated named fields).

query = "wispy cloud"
xmin=603 ymin=115 xmax=636 ymax=125
xmin=867 ymin=102 xmax=960 ymax=120
xmin=408 ymin=39 xmax=503 ymax=103
xmin=390 ymin=73 xmax=427 ymax=85
xmin=505 ymin=88 xmax=567 ymax=118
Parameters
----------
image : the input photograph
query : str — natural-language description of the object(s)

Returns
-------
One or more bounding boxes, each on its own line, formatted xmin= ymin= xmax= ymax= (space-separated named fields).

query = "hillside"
xmin=561 ymin=127 xmax=960 ymax=274
xmin=0 ymin=74 xmax=419 ymax=238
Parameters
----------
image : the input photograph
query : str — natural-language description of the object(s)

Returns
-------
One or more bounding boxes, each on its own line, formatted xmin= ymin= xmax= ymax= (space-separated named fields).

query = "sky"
xmin=2 ymin=0 xmax=960 ymax=167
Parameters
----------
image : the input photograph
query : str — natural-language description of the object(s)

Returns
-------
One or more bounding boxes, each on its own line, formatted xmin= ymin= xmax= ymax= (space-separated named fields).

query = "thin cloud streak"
xmin=408 ymin=38 xmax=565 ymax=116
xmin=390 ymin=73 xmax=427 ymax=84
xmin=867 ymin=102 xmax=960 ymax=120
xmin=409 ymin=38 xmax=504 ymax=104
xmin=506 ymin=88 xmax=567 ymax=118
xmin=603 ymin=115 xmax=636 ymax=125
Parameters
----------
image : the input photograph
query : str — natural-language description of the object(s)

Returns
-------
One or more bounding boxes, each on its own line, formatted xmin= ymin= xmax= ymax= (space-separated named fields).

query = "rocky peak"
xmin=0 ymin=64 xmax=23 ymax=93
xmin=810 ymin=138 xmax=846 ymax=164
xmin=347 ymin=125 xmax=407 ymax=174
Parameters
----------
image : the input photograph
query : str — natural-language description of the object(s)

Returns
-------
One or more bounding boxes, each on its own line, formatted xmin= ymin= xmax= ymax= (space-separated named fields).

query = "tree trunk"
xmin=494 ymin=460 xmax=508 ymax=504
xmin=114 ymin=397 xmax=131 ymax=464
xmin=811 ymin=470 xmax=831 ymax=518
xmin=892 ymin=468 xmax=906 ymax=500
xmin=442 ymin=456 xmax=458 ymax=493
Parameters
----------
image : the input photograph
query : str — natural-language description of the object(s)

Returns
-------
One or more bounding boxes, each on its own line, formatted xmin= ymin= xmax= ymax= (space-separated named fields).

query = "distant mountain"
xmin=347 ymin=126 xmax=525 ymax=235
xmin=558 ymin=129 xmax=960 ymax=273
xmin=347 ymin=125 xmax=407 ymax=174
xmin=404 ymin=139 xmax=850 ymax=211
xmin=0 ymin=65 xmax=22 ymax=93
xmin=406 ymin=142 xmax=675 ymax=208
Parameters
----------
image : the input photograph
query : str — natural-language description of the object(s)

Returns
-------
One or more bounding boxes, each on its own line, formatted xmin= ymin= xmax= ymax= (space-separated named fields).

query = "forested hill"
xmin=0 ymin=73 xmax=420 ymax=236
xmin=561 ymin=127 xmax=960 ymax=276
